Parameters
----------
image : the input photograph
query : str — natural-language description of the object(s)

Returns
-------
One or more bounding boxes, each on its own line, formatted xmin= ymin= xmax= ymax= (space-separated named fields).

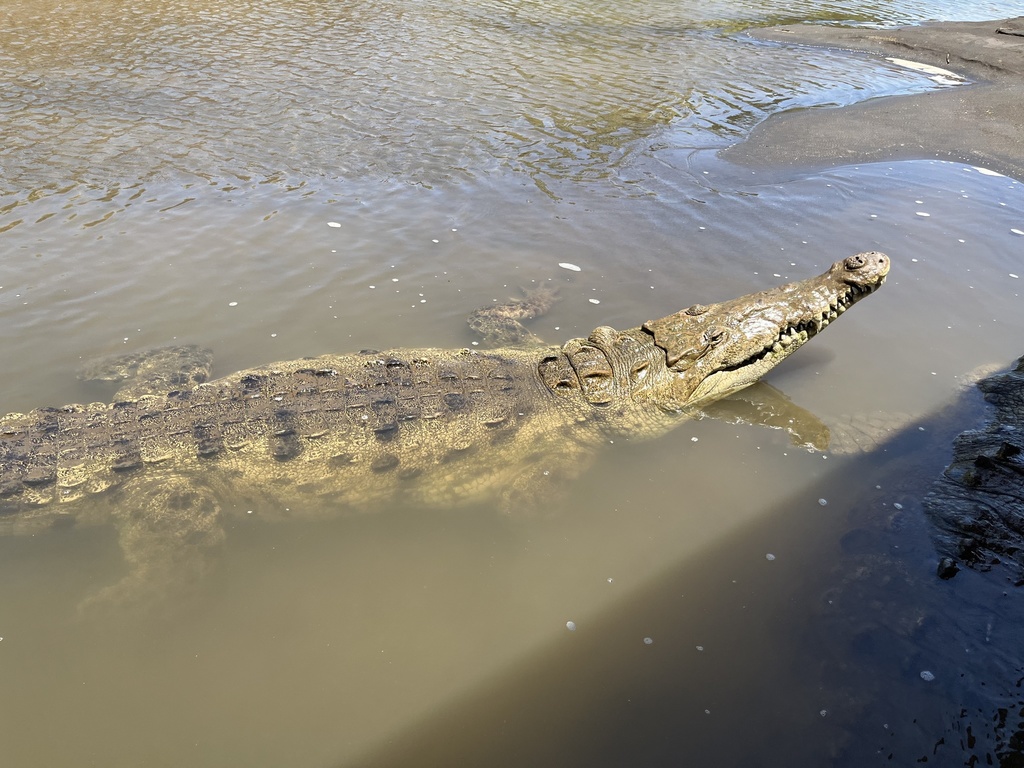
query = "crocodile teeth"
xmin=808 ymin=283 xmax=878 ymax=334
xmin=736 ymin=322 xmax=819 ymax=373
xmin=773 ymin=325 xmax=810 ymax=351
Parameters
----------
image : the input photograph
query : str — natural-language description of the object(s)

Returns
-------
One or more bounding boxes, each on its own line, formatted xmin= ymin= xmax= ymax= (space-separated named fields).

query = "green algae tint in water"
xmin=1 ymin=0 xmax=1024 ymax=766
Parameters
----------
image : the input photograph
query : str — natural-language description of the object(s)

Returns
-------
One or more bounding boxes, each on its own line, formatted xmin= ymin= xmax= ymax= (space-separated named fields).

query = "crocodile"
xmin=0 ymin=252 xmax=889 ymax=605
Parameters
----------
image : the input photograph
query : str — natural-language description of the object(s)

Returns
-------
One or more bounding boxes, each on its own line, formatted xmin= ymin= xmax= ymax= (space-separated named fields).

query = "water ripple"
xmin=0 ymin=0 xmax=1017 ymax=208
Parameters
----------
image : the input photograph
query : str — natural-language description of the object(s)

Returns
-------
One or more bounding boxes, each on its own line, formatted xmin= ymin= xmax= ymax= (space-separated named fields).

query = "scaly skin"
xmin=0 ymin=252 xmax=889 ymax=604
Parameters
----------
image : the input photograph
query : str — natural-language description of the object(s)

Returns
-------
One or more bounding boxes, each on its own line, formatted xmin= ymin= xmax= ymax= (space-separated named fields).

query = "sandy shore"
xmin=721 ymin=17 xmax=1024 ymax=179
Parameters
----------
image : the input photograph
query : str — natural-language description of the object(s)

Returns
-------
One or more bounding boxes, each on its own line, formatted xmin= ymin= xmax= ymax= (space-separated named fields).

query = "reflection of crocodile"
xmin=0 ymin=253 xmax=889 ymax=604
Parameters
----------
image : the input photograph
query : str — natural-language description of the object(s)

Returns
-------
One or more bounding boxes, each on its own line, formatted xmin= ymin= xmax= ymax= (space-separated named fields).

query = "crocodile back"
xmin=1 ymin=346 xmax=570 ymax=517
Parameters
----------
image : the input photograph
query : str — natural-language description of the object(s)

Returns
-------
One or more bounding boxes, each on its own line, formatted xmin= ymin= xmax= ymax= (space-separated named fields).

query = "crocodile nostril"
xmin=844 ymin=254 xmax=867 ymax=271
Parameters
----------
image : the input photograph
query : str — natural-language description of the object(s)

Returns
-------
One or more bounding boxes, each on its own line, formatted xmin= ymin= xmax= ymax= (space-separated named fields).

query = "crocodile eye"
xmin=705 ymin=327 xmax=725 ymax=346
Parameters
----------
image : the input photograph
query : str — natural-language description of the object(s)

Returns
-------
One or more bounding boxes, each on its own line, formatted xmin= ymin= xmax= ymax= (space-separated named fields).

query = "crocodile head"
xmin=640 ymin=252 xmax=890 ymax=410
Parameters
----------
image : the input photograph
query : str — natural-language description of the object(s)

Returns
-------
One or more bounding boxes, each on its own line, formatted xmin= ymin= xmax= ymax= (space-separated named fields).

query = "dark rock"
xmin=923 ymin=355 xmax=1024 ymax=582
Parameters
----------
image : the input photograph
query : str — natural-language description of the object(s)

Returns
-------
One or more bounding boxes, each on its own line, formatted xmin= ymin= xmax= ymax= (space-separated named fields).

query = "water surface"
xmin=2 ymin=0 xmax=1024 ymax=765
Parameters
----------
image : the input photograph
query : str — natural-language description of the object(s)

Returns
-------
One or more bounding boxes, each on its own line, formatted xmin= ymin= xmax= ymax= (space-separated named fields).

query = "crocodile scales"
xmin=0 ymin=253 xmax=890 ymax=605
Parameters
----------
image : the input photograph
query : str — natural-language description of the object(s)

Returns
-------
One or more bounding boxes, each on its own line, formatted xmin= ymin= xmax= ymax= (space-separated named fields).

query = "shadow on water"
xmin=347 ymin=375 xmax=1024 ymax=768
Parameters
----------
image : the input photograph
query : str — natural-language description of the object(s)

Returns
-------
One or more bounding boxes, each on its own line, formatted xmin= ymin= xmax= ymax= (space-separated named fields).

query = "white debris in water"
xmin=1011 ymin=229 xmax=1024 ymax=236
xmin=558 ymin=262 xmax=581 ymax=272
xmin=696 ymin=645 xmax=704 ymax=651
xmin=920 ymin=670 xmax=936 ymax=682
xmin=916 ymin=212 xmax=930 ymax=217
xmin=643 ymin=637 xmax=654 ymax=645
xmin=327 ymin=221 xmax=341 ymax=228
xmin=974 ymin=166 xmax=1004 ymax=177
xmin=765 ymin=553 xmax=776 ymax=561
xmin=1011 ymin=274 xmax=1020 ymax=279
xmin=886 ymin=57 xmax=965 ymax=86
xmin=607 ymin=578 xmax=614 ymax=583
xmin=589 ymin=298 xmax=600 ymax=304
xmin=820 ymin=709 xmax=828 ymax=718
xmin=690 ymin=437 xmax=698 ymax=443
xmin=565 ymin=621 xmax=577 ymax=632
xmin=818 ymin=498 xmax=828 ymax=506
xmin=893 ymin=503 xmax=904 ymax=510
xmin=228 ymin=301 xmax=238 ymax=307
xmin=431 ymin=239 xmax=439 ymax=243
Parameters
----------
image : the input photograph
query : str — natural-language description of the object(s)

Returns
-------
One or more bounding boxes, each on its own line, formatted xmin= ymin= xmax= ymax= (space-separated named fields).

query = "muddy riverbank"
xmin=724 ymin=17 xmax=1024 ymax=179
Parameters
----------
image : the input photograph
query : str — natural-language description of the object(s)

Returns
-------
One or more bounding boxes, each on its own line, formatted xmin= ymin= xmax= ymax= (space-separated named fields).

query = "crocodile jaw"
xmin=643 ymin=252 xmax=890 ymax=411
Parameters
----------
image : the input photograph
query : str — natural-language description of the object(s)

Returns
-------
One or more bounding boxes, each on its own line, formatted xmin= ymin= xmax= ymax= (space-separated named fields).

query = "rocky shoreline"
xmin=924 ymin=355 xmax=1024 ymax=584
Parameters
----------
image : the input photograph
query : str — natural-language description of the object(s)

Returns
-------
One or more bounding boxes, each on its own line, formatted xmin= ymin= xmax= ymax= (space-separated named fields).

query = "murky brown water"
xmin=2 ymin=0 xmax=1024 ymax=765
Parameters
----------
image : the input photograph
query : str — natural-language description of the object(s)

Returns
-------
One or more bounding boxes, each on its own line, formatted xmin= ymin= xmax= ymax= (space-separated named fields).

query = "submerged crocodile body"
xmin=0 ymin=253 xmax=889 ymax=604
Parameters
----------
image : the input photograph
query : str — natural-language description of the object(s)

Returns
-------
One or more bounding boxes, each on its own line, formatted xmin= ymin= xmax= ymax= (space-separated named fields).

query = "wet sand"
xmin=723 ymin=17 xmax=1024 ymax=179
